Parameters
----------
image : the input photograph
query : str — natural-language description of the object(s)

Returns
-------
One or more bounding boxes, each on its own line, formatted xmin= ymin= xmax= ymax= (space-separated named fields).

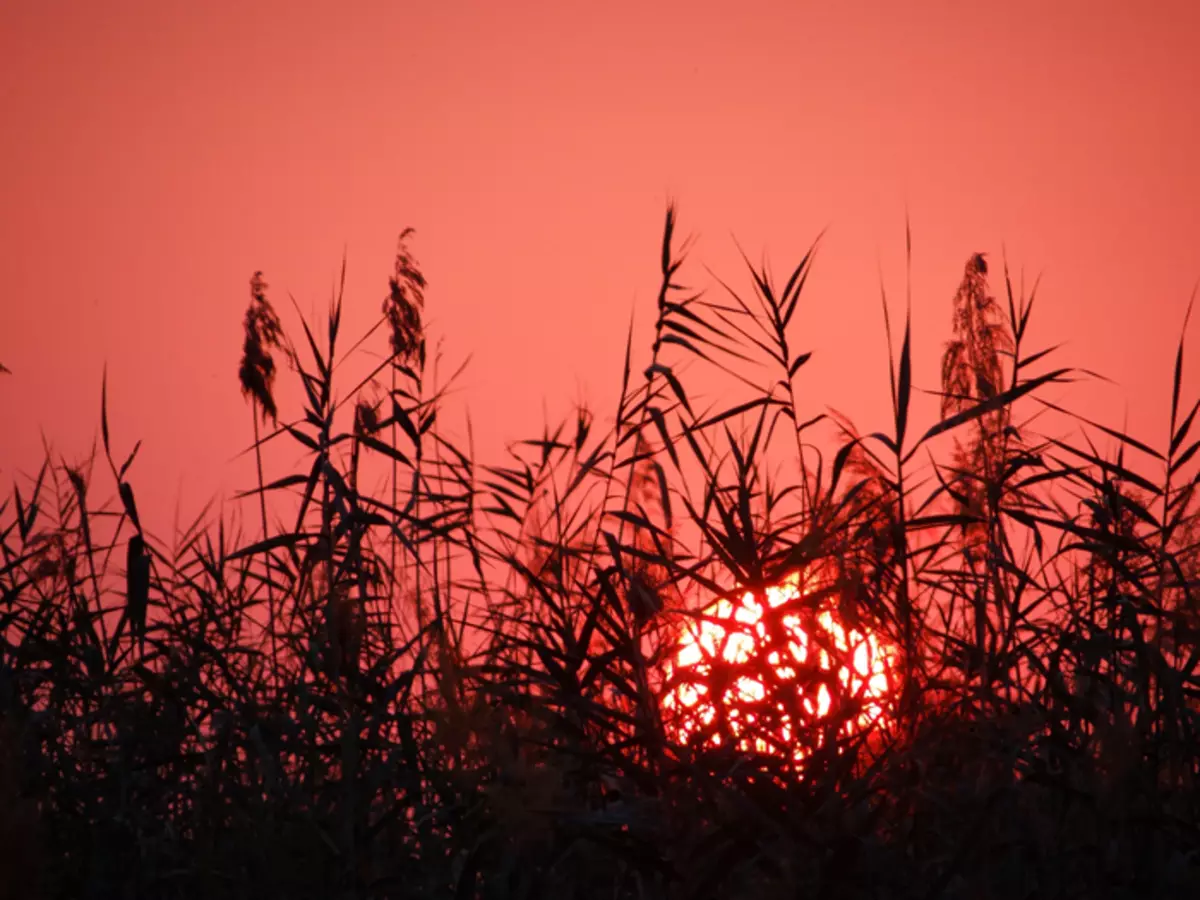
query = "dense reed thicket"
xmin=3 ymin=209 xmax=1200 ymax=899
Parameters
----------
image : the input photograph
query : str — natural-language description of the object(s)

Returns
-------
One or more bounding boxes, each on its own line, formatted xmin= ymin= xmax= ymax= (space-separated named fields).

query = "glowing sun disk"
xmin=663 ymin=570 xmax=897 ymax=759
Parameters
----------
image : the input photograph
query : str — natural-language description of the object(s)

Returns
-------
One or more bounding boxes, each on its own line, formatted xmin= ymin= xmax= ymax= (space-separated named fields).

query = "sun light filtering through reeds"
xmin=3 ymin=207 xmax=1200 ymax=898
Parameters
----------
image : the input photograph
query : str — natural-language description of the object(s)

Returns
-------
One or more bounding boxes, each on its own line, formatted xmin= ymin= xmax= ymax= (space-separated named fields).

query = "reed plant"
xmin=1 ymin=208 xmax=1199 ymax=898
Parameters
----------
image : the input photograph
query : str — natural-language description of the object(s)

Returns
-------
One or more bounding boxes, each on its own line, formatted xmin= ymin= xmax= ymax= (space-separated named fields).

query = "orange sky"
xmin=2 ymin=2 xmax=1198 ymax=533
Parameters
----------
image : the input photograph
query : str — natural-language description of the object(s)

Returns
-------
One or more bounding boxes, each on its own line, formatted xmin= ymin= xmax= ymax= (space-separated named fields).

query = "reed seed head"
xmin=383 ymin=228 xmax=427 ymax=369
xmin=239 ymin=270 xmax=283 ymax=423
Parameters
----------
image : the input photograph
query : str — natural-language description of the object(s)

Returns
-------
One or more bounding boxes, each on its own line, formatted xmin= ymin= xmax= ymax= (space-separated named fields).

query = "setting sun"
xmin=663 ymin=570 xmax=898 ymax=760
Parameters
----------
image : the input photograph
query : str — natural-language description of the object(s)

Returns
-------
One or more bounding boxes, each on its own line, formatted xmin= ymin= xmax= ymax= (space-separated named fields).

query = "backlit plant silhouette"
xmin=1 ymin=207 xmax=1199 ymax=899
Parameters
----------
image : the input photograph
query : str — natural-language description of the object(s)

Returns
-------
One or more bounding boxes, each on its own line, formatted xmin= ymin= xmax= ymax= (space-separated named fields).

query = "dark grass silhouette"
xmin=2 ymin=208 xmax=1200 ymax=899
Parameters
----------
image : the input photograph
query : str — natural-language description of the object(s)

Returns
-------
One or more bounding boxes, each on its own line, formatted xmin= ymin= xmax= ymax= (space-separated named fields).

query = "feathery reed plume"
xmin=383 ymin=229 xmax=427 ymax=602
xmin=238 ymin=270 xmax=283 ymax=674
xmin=937 ymin=253 xmax=1026 ymax=704
xmin=940 ymin=253 xmax=1014 ymax=541
xmin=383 ymin=227 xmax=427 ymax=369
xmin=941 ymin=253 xmax=1012 ymax=424
xmin=239 ymin=271 xmax=283 ymax=423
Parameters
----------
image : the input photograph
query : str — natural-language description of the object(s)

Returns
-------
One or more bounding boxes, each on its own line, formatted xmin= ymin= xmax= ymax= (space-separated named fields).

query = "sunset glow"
xmin=663 ymin=570 xmax=898 ymax=760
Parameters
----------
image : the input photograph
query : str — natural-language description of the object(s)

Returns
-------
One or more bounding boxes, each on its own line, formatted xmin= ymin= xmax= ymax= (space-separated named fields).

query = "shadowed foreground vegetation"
xmin=4 ymin=210 xmax=1200 ymax=899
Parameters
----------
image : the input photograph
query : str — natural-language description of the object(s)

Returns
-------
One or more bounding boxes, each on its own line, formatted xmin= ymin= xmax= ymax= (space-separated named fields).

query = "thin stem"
xmin=253 ymin=405 xmax=278 ymax=679
xmin=391 ymin=362 xmax=399 ymax=603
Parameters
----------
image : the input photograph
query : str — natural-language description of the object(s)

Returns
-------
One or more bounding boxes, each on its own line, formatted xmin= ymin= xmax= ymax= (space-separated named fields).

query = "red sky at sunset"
xmin=2 ymin=2 xmax=1198 ymax=534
